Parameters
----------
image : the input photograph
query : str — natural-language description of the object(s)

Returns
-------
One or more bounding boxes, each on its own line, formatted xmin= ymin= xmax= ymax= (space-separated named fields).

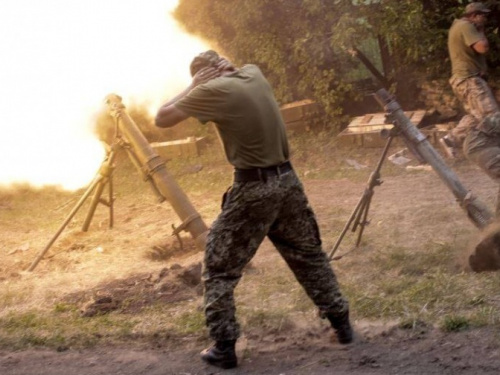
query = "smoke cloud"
xmin=0 ymin=0 xmax=208 ymax=190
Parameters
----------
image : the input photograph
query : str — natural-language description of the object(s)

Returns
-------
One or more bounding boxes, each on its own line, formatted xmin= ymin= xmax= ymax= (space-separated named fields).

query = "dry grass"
xmin=1 ymin=131 xmax=500 ymax=349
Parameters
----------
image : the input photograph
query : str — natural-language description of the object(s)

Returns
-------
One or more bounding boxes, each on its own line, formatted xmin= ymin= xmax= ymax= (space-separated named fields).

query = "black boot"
xmin=326 ymin=311 xmax=353 ymax=344
xmin=200 ymin=340 xmax=238 ymax=369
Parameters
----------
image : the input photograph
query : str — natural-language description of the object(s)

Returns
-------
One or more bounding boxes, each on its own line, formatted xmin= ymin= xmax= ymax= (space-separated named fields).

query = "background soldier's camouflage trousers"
xmin=464 ymin=113 xmax=500 ymax=216
xmin=449 ymin=75 xmax=499 ymax=144
xmin=203 ymin=169 xmax=348 ymax=341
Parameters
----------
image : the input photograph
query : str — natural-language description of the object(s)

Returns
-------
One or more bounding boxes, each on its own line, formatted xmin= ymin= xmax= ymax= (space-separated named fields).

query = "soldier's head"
xmin=190 ymin=50 xmax=220 ymax=77
xmin=189 ymin=50 xmax=236 ymax=77
xmin=463 ymin=2 xmax=491 ymax=25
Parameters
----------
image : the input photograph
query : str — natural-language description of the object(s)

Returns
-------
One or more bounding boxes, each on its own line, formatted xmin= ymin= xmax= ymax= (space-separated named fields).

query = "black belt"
xmin=234 ymin=161 xmax=292 ymax=182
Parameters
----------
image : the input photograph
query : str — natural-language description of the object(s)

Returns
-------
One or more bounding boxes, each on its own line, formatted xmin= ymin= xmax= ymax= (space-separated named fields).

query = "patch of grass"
xmin=237 ymin=261 xmax=315 ymax=315
xmin=372 ymin=242 xmax=456 ymax=276
xmin=467 ymin=295 xmax=487 ymax=307
xmin=53 ymin=303 xmax=78 ymax=313
xmin=469 ymin=306 xmax=500 ymax=327
xmin=2 ymin=312 xmax=44 ymax=331
xmin=172 ymin=310 xmax=206 ymax=335
xmin=0 ymin=310 xmax=138 ymax=350
xmin=0 ymin=289 xmax=32 ymax=309
xmin=243 ymin=308 xmax=294 ymax=332
xmin=17 ymin=332 xmax=67 ymax=348
xmin=345 ymin=262 xmax=500 ymax=324
xmin=441 ymin=315 xmax=470 ymax=332
xmin=398 ymin=318 xmax=430 ymax=331
xmin=379 ymin=278 xmax=417 ymax=296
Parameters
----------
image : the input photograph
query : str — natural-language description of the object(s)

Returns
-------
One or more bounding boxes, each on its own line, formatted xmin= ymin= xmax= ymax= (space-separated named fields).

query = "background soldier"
xmin=441 ymin=2 xmax=499 ymax=158
xmin=155 ymin=50 xmax=352 ymax=370
xmin=464 ymin=112 xmax=500 ymax=216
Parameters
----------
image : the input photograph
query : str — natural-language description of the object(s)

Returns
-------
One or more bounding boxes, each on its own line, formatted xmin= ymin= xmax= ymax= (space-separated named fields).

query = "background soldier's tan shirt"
xmin=448 ymin=18 xmax=487 ymax=80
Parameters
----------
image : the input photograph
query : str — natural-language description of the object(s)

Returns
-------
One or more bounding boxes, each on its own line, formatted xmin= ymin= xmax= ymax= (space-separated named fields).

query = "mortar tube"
xmin=105 ymin=94 xmax=208 ymax=251
xmin=374 ymin=89 xmax=494 ymax=229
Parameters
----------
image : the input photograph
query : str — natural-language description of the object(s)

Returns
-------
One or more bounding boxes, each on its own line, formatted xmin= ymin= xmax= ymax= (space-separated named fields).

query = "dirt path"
xmin=2 ymin=324 xmax=500 ymax=374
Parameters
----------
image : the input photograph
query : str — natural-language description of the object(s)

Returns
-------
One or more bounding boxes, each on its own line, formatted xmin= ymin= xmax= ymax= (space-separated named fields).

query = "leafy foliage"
xmin=174 ymin=0 xmax=499 ymax=129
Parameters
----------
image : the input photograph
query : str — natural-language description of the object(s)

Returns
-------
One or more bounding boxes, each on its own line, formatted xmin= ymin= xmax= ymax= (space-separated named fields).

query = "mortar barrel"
xmin=105 ymin=94 xmax=208 ymax=251
xmin=374 ymin=88 xmax=494 ymax=229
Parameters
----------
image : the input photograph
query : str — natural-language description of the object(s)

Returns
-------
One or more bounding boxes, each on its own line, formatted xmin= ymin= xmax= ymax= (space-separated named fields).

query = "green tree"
xmin=174 ymin=0 xmax=497 ymax=129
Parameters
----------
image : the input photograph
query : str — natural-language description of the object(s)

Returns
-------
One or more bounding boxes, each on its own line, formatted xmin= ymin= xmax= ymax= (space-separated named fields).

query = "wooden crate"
xmin=280 ymin=99 xmax=319 ymax=132
xmin=337 ymin=110 xmax=441 ymax=148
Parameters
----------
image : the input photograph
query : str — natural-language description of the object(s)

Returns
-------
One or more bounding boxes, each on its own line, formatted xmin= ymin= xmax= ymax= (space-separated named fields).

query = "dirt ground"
xmin=2 ymin=324 xmax=500 ymax=375
xmin=2 ymin=151 xmax=500 ymax=374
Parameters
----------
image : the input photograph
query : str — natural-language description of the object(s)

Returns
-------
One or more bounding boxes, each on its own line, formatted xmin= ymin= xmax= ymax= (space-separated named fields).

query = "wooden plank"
xmin=341 ymin=125 xmax=393 ymax=134
xmin=337 ymin=109 xmax=439 ymax=148
xmin=346 ymin=110 xmax=427 ymax=129
xmin=361 ymin=114 xmax=373 ymax=124
xmin=280 ymin=100 xmax=317 ymax=123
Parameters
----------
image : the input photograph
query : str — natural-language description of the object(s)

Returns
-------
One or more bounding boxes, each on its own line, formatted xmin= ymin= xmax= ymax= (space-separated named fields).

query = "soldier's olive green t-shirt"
xmin=448 ymin=18 xmax=487 ymax=79
xmin=175 ymin=64 xmax=289 ymax=169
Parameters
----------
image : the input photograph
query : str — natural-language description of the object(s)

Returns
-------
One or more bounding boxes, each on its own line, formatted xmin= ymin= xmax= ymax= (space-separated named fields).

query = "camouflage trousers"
xmin=449 ymin=75 xmax=498 ymax=144
xmin=203 ymin=168 xmax=348 ymax=341
xmin=464 ymin=113 xmax=500 ymax=216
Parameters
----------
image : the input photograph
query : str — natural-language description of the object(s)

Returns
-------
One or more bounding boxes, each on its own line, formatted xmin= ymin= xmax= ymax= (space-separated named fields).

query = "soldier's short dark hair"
xmin=190 ymin=50 xmax=220 ymax=77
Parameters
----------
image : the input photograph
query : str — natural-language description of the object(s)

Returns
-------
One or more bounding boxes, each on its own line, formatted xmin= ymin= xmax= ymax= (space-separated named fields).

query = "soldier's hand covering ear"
xmin=192 ymin=66 xmax=220 ymax=87
xmin=217 ymin=58 xmax=235 ymax=73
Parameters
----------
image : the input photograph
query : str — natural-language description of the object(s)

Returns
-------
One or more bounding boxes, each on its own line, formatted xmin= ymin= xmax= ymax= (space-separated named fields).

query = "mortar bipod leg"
xmin=108 ymin=167 xmax=114 ymax=229
xmin=81 ymin=150 xmax=117 ymax=231
xmin=27 ymin=174 xmax=103 ymax=272
xmin=329 ymin=135 xmax=393 ymax=260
